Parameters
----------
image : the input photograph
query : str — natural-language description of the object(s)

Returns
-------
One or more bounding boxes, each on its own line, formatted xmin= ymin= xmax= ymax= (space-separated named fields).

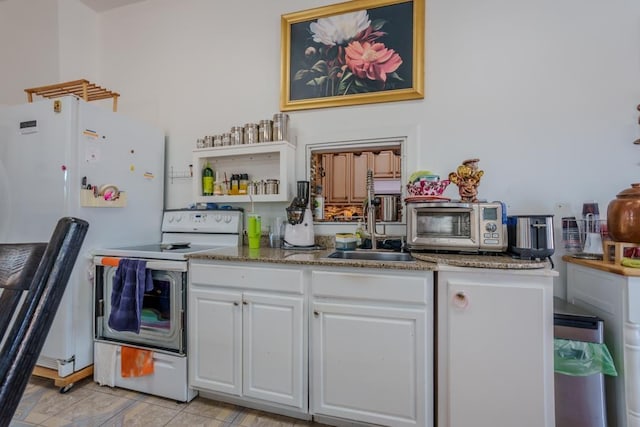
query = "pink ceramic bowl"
xmin=406 ymin=179 xmax=450 ymax=196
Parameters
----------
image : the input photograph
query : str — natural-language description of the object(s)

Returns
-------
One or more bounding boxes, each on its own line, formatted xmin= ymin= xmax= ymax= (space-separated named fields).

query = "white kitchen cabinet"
xmin=192 ymin=141 xmax=295 ymax=203
xmin=310 ymin=268 xmax=433 ymax=427
xmin=437 ymin=267 xmax=556 ymax=427
xmin=188 ymin=260 xmax=307 ymax=412
xmin=565 ymin=260 xmax=640 ymax=427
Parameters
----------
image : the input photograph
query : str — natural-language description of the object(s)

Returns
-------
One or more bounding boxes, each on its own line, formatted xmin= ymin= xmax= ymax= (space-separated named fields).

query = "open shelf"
xmin=193 ymin=141 xmax=295 ymax=203
xmin=25 ymin=79 xmax=120 ymax=112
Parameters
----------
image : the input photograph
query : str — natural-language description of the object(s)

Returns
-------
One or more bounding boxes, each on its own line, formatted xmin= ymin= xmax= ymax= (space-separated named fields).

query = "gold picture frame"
xmin=280 ymin=0 xmax=425 ymax=112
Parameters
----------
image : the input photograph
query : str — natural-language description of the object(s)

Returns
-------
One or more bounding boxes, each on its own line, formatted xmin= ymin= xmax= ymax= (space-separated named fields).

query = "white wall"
xmin=0 ymin=0 xmax=60 ymax=105
xmin=1 ymin=0 xmax=639 ymax=296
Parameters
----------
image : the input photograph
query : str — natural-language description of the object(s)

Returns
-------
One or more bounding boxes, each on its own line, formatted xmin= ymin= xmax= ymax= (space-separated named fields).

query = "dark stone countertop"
xmin=188 ymin=246 xmax=550 ymax=271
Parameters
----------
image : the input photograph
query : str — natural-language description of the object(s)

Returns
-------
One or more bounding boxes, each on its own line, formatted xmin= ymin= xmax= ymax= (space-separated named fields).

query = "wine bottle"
xmin=202 ymin=162 xmax=214 ymax=196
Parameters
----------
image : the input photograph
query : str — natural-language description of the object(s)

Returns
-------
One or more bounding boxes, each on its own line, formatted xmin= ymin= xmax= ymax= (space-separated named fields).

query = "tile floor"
xmin=11 ymin=376 xmax=330 ymax=427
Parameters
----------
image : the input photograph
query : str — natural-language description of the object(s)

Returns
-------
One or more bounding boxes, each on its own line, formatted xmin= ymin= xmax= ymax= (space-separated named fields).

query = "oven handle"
xmin=93 ymin=256 xmax=188 ymax=272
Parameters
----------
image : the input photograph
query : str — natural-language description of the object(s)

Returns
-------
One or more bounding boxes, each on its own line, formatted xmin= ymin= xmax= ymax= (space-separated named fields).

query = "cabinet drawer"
xmin=191 ymin=262 xmax=304 ymax=294
xmin=312 ymin=269 xmax=432 ymax=304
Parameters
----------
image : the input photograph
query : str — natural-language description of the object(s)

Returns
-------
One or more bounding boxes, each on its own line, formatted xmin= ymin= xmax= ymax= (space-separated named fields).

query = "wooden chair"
xmin=0 ymin=217 xmax=89 ymax=426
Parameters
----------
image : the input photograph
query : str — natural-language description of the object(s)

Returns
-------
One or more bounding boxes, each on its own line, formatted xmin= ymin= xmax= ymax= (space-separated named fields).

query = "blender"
xmin=283 ymin=181 xmax=316 ymax=248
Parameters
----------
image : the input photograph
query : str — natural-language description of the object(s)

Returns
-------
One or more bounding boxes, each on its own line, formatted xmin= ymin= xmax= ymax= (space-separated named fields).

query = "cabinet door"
xmin=373 ymin=150 xmax=396 ymax=178
xmin=311 ymin=301 xmax=426 ymax=427
xmin=188 ymin=288 xmax=242 ymax=395
xmin=325 ymin=153 xmax=350 ymax=203
xmin=438 ymin=272 xmax=554 ymax=427
xmin=242 ymin=292 xmax=305 ymax=409
xmin=351 ymin=152 xmax=371 ymax=203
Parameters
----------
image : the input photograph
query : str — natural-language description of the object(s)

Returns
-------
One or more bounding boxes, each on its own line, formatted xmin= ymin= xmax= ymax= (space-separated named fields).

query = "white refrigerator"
xmin=0 ymin=95 xmax=165 ymax=378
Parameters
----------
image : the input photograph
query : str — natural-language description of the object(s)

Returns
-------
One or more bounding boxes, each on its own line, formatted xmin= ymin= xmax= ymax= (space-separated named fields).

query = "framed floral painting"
xmin=280 ymin=0 xmax=424 ymax=111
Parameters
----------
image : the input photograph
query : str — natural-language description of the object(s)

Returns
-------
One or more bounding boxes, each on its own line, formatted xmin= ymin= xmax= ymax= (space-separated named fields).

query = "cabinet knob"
xmin=243 ymin=300 xmax=248 ymax=305
xmin=313 ymin=310 xmax=319 ymax=317
xmin=452 ymin=291 xmax=470 ymax=309
xmin=233 ymin=301 xmax=239 ymax=306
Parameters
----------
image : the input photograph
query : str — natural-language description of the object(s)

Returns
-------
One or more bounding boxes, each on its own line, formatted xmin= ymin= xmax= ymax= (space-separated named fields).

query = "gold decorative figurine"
xmin=448 ymin=158 xmax=484 ymax=202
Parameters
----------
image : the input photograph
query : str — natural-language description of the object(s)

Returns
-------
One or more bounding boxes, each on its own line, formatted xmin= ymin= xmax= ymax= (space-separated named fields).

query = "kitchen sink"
xmin=325 ymin=250 xmax=414 ymax=262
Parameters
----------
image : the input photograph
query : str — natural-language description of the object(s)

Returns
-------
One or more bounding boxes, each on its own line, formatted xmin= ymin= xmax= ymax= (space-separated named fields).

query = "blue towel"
xmin=108 ymin=259 xmax=153 ymax=333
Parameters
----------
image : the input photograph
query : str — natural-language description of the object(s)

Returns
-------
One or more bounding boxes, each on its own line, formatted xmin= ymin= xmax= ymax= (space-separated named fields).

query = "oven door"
xmin=407 ymin=203 xmax=479 ymax=251
xmin=94 ymin=257 xmax=187 ymax=354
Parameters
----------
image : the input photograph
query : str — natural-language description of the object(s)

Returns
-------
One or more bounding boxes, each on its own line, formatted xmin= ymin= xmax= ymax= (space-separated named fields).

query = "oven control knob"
xmin=214 ymin=214 xmax=222 ymax=222
xmin=167 ymin=216 xmax=175 ymax=223
xmin=175 ymin=215 xmax=182 ymax=222
xmin=485 ymin=223 xmax=497 ymax=232
xmin=223 ymin=215 xmax=232 ymax=223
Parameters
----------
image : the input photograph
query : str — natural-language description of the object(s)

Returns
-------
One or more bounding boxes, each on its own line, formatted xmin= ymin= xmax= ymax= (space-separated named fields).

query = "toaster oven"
xmin=406 ymin=201 xmax=507 ymax=252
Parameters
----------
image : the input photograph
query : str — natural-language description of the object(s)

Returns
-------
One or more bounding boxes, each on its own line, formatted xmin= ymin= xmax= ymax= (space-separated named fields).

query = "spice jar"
xmin=230 ymin=126 xmax=244 ymax=145
xmin=244 ymin=123 xmax=258 ymax=144
xmin=608 ymin=183 xmax=640 ymax=242
xmin=266 ymin=179 xmax=279 ymax=195
xmin=258 ymin=120 xmax=272 ymax=142
xmin=272 ymin=113 xmax=289 ymax=141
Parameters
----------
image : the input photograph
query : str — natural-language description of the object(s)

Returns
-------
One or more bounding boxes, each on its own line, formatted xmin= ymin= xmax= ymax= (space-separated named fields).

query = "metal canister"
xmin=213 ymin=134 xmax=222 ymax=147
xmin=230 ymin=126 xmax=244 ymax=145
xmin=204 ymin=135 xmax=213 ymax=147
xmin=258 ymin=120 xmax=272 ymax=142
xmin=266 ymin=179 xmax=279 ymax=195
xmin=221 ymin=133 xmax=231 ymax=146
xmin=244 ymin=123 xmax=258 ymax=144
xmin=272 ymin=113 xmax=289 ymax=141
xmin=255 ymin=180 xmax=266 ymax=195
xmin=196 ymin=138 xmax=205 ymax=148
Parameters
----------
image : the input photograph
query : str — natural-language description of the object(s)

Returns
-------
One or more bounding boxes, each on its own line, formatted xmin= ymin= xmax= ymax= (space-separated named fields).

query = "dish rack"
xmin=24 ymin=79 xmax=120 ymax=112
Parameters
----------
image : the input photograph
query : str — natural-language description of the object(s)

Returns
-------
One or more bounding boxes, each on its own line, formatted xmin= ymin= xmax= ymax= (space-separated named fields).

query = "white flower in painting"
xmin=310 ymin=10 xmax=370 ymax=46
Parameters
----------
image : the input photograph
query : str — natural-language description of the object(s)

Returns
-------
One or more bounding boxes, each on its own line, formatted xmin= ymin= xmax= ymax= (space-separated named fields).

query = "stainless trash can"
xmin=554 ymin=297 xmax=607 ymax=427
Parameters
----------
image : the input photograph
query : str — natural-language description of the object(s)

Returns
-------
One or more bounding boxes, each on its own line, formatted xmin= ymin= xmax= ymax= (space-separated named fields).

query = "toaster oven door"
xmin=407 ymin=205 xmax=478 ymax=250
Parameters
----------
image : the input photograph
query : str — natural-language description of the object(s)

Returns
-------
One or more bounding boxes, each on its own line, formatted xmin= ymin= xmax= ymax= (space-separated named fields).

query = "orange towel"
xmin=121 ymin=346 xmax=154 ymax=377
xmin=101 ymin=257 xmax=121 ymax=267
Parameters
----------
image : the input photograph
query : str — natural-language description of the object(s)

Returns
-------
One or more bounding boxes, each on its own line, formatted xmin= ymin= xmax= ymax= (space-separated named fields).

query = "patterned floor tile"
xmin=232 ymin=409 xmax=314 ymax=427
xmin=13 ymin=377 xmax=330 ymax=427
xmin=14 ymin=382 xmax=95 ymax=424
xmin=37 ymin=392 xmax=136 ymax=427
xmin=164 ymin=412 xmax=229 ymax=426
xmin=99 ymin=401 xmax=182 ymax=427
xmin=182 ymin=398 xmax=241 ymax=423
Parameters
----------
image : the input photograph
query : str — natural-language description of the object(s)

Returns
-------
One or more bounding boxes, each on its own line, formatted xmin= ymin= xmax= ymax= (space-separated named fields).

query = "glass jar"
xmin=258 ymin=120 xmax=272 ymax=142
xmin=213 ymin=134 xmax=222 ymax=147
xmin=244 ymin=123 xmax=258 ymax=144
xmin=230 ymin=126 xmax=244 ymax=145
xmin=196 ymin=138 xmax=205 ymax=149
xmin=272 ymin=113 xmax=289 ymax=141
xmin=239 ymin=173 xmax=249 ymax=195
xmin=230 ymin=174 xmax=240 ymax=195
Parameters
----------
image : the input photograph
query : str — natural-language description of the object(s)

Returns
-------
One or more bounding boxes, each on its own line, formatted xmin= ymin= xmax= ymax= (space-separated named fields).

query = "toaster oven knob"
xmin=485 ymin=223 xmax=497 ymax=232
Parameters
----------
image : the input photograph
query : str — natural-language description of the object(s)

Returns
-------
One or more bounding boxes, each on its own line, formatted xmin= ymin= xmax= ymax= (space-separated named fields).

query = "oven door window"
xmin=99 ymin=267 xmax=185 ymax=354
xmin=416 ymin=211 xmax=472 ymax=239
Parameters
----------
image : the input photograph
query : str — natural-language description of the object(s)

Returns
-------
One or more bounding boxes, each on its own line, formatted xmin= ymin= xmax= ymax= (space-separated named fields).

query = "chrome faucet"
xmin=366 ymin=170 xmax=378 ymax=250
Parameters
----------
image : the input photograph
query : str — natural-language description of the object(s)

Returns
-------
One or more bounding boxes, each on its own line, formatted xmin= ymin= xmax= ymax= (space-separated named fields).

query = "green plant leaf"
xmin=294 ymin=69 xmax=312 ymax=81
xmin=307 ymin=76 xmax=328 ymax=87
xmin=371 ymin=19 xmax=387 ymax=31
xmin=311 ymin=60 xmax=328 ymax=74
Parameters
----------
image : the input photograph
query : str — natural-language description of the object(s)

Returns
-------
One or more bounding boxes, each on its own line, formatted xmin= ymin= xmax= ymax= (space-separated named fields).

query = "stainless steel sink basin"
xmin=325 ymin=250 xmax=414 ymax=262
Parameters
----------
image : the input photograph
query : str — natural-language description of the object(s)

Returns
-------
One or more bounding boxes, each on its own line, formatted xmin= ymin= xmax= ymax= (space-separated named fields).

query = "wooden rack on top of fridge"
xmin=24 ymin=79 xmax=120 ymax=112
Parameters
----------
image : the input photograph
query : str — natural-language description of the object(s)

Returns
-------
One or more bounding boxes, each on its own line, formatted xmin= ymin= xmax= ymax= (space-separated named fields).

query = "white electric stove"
xmin=92 ymin=209 xmax=243 ymax=402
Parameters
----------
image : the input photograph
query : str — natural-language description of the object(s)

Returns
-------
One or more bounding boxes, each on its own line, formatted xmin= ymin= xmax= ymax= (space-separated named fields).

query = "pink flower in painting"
xmin=344 ymin=41 xmax=402 ymax=82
